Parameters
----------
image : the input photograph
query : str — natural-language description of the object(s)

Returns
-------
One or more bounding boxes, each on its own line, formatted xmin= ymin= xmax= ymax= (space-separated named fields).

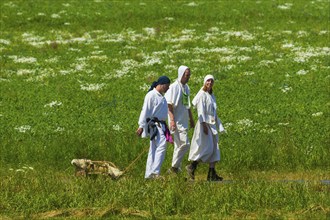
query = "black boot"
xmin=207 ymin=168 xmax=223 ymax=181
xmin=185 ymin=161 xmax=198 ymax=180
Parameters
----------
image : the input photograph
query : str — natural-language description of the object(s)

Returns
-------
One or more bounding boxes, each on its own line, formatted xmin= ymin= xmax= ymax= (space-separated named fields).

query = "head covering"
xmin=192 ymin=75 xmax=215 ymax=107
xmin=148 ymin=76 xmax=171 ymax=92
xmin=178 ymin=65 xmax=189 ymax=80
xmin=157 ymin=75 xmax=171 ymax=85
xmin=203 ymin=74 xmax=214 ymax=84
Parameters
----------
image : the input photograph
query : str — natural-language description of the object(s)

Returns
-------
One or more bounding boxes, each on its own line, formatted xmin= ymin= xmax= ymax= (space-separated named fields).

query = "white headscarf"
xmin=203 ymin=74 xmax=214 ymax=84
xmin=178 ymin=65 xmax=189 ymax=81
xmin=192 ymin=74 xmax=215 ymax=107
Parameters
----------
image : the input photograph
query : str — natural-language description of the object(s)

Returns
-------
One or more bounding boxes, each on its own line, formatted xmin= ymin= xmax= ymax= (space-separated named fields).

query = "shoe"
xmin=185 ymin=164 xmax=195 ymax=180
xmin=207 ymin=169 xmax=223 ymax=182
xmin=167 ymin=167 xmax=179 ymax=174
xmin=149 ymin=173 xmax=165 ymax=180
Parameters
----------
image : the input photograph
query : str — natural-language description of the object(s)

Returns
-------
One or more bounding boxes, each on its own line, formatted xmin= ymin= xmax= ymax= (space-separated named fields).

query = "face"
xmin=204 ymin=79 xmax=214 ymax=91
xmin=180 ymin=69 xmax=191 ymax=85
xmin=160 ymin=83 xmax=170 ymax=94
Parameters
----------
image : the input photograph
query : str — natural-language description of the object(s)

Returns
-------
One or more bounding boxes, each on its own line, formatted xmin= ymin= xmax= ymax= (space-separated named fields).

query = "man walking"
xmin=165 ymin=66 xmax=195 ymax=174
xmin=136 ymin=76 xmax=171 ymax=179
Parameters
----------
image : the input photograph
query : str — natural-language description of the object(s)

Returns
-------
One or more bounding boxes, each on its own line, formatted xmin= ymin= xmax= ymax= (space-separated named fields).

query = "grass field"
xmin=0 ymin=0 xmax=329 ymax=219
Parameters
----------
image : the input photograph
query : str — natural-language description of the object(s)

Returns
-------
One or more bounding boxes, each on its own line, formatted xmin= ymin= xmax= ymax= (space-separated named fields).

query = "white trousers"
xmin=171 ymin=129 xmax=190 ymax=169
xmin=145 ymin=124 xmax=167 ymax=178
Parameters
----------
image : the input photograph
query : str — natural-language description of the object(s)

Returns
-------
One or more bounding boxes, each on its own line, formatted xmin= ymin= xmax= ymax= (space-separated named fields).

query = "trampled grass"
xmin=0 ymin=0 xmax=329 ymax=219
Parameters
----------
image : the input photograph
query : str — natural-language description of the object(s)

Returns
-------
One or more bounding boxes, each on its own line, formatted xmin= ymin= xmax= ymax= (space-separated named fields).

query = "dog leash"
xmin=122 ymin=146 xmax=149 ymax=174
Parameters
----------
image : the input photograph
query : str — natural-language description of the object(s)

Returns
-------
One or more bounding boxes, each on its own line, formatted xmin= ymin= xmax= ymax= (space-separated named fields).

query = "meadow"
xmin=0 ymin=0 xmax=329 ymax=219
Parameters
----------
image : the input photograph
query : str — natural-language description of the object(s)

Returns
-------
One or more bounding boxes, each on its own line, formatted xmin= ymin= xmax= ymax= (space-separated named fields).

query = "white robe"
xmin=165 ymin=79 xmax=190 ymax=130
xmin=188 ymin=90 xmax=224 ymax=163
xmin=138 ymin=88 xmax=168 ymax=138
xmin=138 ymin=88 xmax=168 ymax=178
xmin=165 ymin=79 xmax=191 ymax=168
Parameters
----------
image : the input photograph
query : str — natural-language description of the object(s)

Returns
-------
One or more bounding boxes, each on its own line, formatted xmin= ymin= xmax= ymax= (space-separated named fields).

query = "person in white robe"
xmin=136 ymin=76 xmax=171 ymax=179
xmin=186 ymin=74 xmax=225 ymax=181
xmin=165 ymin=65 xmax=195 ymax=174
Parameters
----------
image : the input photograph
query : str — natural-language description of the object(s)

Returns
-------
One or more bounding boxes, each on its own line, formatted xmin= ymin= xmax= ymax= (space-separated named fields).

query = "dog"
xmin=71 ymin=159 xmax=123 ymax=179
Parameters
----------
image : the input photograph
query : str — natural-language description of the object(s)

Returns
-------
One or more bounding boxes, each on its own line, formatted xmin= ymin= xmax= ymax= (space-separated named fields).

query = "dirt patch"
xmin=34 ymin=207 xmax=150 ymax=219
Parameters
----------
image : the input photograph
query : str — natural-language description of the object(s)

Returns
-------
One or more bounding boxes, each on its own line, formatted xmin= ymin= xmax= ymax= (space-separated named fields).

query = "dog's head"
xmin=71 ymin=159 xmax=93 ymax=170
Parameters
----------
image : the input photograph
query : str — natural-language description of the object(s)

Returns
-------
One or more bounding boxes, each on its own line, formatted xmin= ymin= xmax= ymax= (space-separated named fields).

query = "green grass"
xmin=1 ymin=0 xmax=329 ymax=219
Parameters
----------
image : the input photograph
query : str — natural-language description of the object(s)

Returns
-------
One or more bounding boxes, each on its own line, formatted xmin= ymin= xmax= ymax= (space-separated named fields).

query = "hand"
xmin=202 ymin=123 xmax=208 ymax=135
xmin=190 ymin=119 xmax=195 ymax=128
xmin=136 ymin=127 xmax=143 ymax=136
xmin=170 ymin=120 xmax=176 ymax=131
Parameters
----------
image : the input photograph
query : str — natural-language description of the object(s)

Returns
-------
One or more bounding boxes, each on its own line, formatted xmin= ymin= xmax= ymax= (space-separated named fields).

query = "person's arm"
xmin=168 ymin=104 xmax=176 ymax=131
xmin=137 ymin=94 xmax=151 ymax=136
xmin=188 ymin=108 xmax=195 ymax=128
xmin=196 ymin=94 xmax=208 ymax=135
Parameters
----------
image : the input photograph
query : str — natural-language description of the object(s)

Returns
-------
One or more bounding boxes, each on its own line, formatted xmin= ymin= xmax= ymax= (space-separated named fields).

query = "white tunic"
xmin=138 ymin=88 xmax=168 ymax=138
xmin=164 ymin=80 xmax=190 ymax=131
xmin=189 ymin=90 xmax=223 ymax=163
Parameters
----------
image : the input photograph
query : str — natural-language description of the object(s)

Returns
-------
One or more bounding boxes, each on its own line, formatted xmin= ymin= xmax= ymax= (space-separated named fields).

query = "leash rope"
xmin=122 ymin=146 xmax=149 ymax=174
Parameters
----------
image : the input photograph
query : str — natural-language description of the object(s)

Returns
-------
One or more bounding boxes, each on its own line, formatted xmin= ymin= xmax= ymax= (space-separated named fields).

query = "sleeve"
xmin=165 ymin=85 xmax=174 ymax=105
xmin=196 ymin=94 xmax=207 ymax=123
xmin=138 ymin=94 xmax=152 ymax=128
xmin=217 ymin=116 xmax=225 ymax=132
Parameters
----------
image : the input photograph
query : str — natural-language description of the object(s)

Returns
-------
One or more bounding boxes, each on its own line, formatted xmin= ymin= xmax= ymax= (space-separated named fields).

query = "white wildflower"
xmin=319 ymin=30 xmax=328 ymax=35
xmin=17 ymin=69 xmax=35 ymax=75
xmin=237 ymin=56 xmax=252 ymax=62
xmin=281 ymin=85 xmax=292 ymax=93
xmin=208 ymin=27 xmax=219 ymax=32
xmin=4 ymin=2 xmax=17 ymax=7
xmin=16 ymin=169 xmax=25 ymax=172
xmin=55 ymin=127 xmax=65 ymax=132
xmin=243 ymin=71 xmax=255 ymax=76
xmin=51 ymin=14 xmax=61 ymax=18
xmin=187 ymin=2 xmax=198 ymax=6
xmin=277 ymin=3 xmax=293 ymax=10
xmin=260 ymin=128 xmax=276 ymax=133
xmin=45 ymin=57 xmax=58 ymax=63
xmin=112 ymin=124 xmax=121 ymax=131
xmin=139 ymin=83 xmax=150 ymax=91
xmin=312 ymin=112 xmax=323 ymax=117
xmin=258 ymin=60 xmax=276 ymax=67
xmin=164 ymin=17 xmax=174 ymax=21
xmin=222 ymin=31 xmax=254 ymax=41
xmin=237 ymin=119 xmax=253 ymax=127
xmin=75 ymin=63 xmax=86 ymax=71
xmin=164 ymin=64 xmax=176 ymax=70
xmin=282 ymin=43 xmax=294 ymax=48
xmin=91 ymin=50 xmax=103 ymax=55
xmin=297 ymin=31 xmax=308 ymax=38
xmin=89 ymin=55 xmax=108 ymax=60
xmin=44 ymin=101 xmax=62 ymax=108
xmin=13 ymin=57 xmax=37 ymax=63
xmin=15 ymin=125 xmax=31 ymax=133
xmin=0 ymin=39 xmax=11 ymax=45
xmin=296 ymin=69 xmax=308 ymax=75
xmin=143 ymin=27 xmax=156 ymax=35
xmin=143 ymin=56 xmax=162 ymax=66
xmin=68 ymin=48 xmax=81 ymax=52
xmin=224 ymin=122 xmax=233 ymax=127
xmin=80 ymin=83 xmax=105 ymax=91
xmin=278 ymin=122 xmax=290 ymax=126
